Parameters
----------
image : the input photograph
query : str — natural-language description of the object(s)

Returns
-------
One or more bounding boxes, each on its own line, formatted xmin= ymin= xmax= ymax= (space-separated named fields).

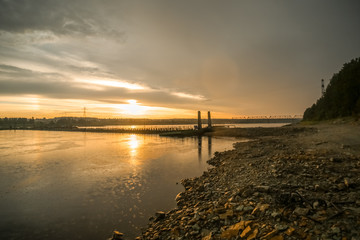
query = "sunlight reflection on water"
xmin=0 ymin=130 xmax=240 ymax=239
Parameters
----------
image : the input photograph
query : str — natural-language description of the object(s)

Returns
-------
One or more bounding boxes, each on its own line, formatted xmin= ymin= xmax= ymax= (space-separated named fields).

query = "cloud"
xmin=0 ymin=0 xmax=126 ymax=41
xmin=0 ymin=64 xmax=207 ymax=109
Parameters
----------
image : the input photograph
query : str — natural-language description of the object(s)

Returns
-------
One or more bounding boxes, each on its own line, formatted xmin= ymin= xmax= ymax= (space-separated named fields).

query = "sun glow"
xmin=128 ymin=134 xmax=140 ymax=151
xmin=127 ymin=134 xmax=143 ymax=162
xmin=116 ymin=99 xmax=150 ymax=116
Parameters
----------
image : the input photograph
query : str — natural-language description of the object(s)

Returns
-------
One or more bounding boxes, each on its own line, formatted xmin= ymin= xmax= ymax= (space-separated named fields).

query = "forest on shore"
xmin=303 ymin=58 xmax=360 ymax=121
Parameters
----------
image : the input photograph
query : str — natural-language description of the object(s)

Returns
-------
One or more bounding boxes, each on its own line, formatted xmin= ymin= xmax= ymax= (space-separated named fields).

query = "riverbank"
xmin=138 ymin=121 xmax=360 ymax=239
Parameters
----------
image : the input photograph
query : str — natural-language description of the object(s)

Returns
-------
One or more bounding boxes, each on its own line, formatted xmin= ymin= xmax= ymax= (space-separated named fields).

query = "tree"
xmin=303 ymin=58 xmax=360 ymax=121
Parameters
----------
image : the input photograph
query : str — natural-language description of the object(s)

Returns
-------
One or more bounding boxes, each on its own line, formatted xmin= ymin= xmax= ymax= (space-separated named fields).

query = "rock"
xmin=220 ymin=221 xmax=246 ymax=239
xmin=240 ymin=225 xmax=252 ymax=238
xmin=219 ymin=210 xmax=234 ymax=219
xmin=155 ymin=211 xmax=166 ymax=221
xmin=331 ymin=226 xmax=341 ymax=234
xmin=260 ymin=229 xmax=278 ymax=239
xmin=201 ymin=228 xmax=211 ymax=237
xmin=293 ymin=207 xmax=309 ymax=216
xmin=247 ymin=227 xmax=259 ymax=240
xmin=284 ymin=227 xmax=295 ymax=236
xmin=271 ymin=211 xmax=281 ymax=218
xmin=243 ymin=206 xmax=254 ymax=213
xmin=269 ymin=235 xmax=284 ymax=240
xmin=275 ymin=224 xmax=288 ymax=231
xmin=236 ymin=205 xmax=244 ymax=211
xmin=192 ymin=224 xmax=200 ymax=231
xmin=202 ymin=233 xmax=212 ymax=240
xmin=256 ymin=185 xmax=270 ymax=192
xmin=111 ymin=230 xmax=124 ymax=240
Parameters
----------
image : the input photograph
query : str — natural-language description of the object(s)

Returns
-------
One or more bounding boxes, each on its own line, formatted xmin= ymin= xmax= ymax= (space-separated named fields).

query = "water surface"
xmin=0 ymin=130 xmax=239 ymax=239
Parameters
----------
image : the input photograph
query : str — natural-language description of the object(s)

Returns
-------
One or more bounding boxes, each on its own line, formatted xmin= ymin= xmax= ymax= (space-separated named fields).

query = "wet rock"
xmin=275 ymin=224 xmax=288 ymax=231
xmin=240 ymin=225 xmax=252 ymax=238
xmin=293 ymin=207 xmax=309 ymax=216
xmin=155 ymin=211 xmax=166 ymax=221
xmin=243 ymin=206 xmax=254 ymax=213
xmin=284 ymin=226 xmax=295 ymax=236
xmin=247 ymin=227 xmax=259 ymax=240
xmin=110 ymin=230 xmax=124 ymax=240
xmin=261 ymin=229 xmax=278 ymax=239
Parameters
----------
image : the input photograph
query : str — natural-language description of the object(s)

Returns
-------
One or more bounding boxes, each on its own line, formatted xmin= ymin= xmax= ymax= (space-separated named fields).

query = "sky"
xmin=0 ymin=0 xmax=360 ymax=119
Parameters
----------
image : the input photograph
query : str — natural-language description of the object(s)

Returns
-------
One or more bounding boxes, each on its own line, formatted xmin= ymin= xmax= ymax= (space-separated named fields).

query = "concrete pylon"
xmin=197 ymin=111 xmax=202 ymax=130
xmin=208 ymin=111 xmax=212 ymax=129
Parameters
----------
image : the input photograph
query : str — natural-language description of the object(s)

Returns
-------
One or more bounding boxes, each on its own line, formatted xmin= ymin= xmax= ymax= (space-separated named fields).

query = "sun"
xmin=117 ymin=99 xmax=148 ymax=116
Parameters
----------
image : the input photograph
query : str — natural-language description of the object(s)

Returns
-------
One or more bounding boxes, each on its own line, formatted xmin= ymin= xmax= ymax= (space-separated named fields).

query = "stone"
xmin=259 ymin=204 xmax=270 ymax=212
xmin=271 ymin=211 xmax=281 ymax=218
xmin=219 ymin=210 xmax=234 ymax=219
xmin=240 ymin=225 xmax=252 ymax=238
xmin=171 ymin=226 xmax=180 ymax=236
xmin=201 ymin=229 xmax=211 ymax=237
xmin=220 ymin=221 xmax=246 ymax=239
xmin=261 ymin=229 xmax=278 ymax=239
xmin=285 ymin=227 xmax=295 ymax=236
xmin=243 ymin=206 xmax=254 ymax=213
xmin=269 ymin=235 xmax=284 ymax=240
xmin=155 ymin=211 xmax=166 ymax=221
xmin=256 ymin=185 xmax=270 ymax=192
xmin=192 ymin=224 xmax=200 ymax=231
xmin=202 ymin=233 xmax=212 ymax=240
xmin=111 ymin=230 xmax=124 ymax=240
xmin=293 ymin=207 xmax=309 ymax=216
xmin=247 ymin=227 xmax=259 ymax=240
xmin=331 ymin=226 xmax=341 ymax=234
xmin=275 ymin=224 xmax=288 ymax=231
xmin=236 ymin=205 xmax=244 ymax=211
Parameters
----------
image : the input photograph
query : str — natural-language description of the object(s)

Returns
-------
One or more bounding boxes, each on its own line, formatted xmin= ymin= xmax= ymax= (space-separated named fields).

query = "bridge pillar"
xmin=208 ymin=111 xmax=212 ymax=129
xmin=197 ymin=111 xmax=202 ymax=130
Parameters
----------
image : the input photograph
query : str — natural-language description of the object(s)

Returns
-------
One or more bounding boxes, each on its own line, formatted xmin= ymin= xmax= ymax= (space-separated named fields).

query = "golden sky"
xmin=0 ymin=0 xmax=360 ymax=118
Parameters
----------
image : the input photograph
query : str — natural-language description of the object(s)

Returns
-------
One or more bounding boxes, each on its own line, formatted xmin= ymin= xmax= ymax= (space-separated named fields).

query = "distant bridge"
xmin=231 ymin=115 xmax=303 ymax=119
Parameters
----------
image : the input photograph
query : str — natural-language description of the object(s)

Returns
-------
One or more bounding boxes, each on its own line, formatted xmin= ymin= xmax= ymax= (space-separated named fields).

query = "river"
xmin=0 ymin=130 xmax=240 ymax=239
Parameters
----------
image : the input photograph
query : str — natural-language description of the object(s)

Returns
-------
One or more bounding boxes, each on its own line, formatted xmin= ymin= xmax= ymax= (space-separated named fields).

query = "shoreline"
xmin=137 ymin=122 xmax=360 ymax=239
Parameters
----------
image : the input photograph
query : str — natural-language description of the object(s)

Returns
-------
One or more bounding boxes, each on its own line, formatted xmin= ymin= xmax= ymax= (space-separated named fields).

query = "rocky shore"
xmin=137 ymin=122 xmax=360 ymax=240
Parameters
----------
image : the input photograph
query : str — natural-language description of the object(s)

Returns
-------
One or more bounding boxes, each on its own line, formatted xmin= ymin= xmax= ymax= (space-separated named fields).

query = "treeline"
xmin=0 ymin=117 xmax=35 ymax=128
xmin=303 ymin=58 xmax=360 ymax=121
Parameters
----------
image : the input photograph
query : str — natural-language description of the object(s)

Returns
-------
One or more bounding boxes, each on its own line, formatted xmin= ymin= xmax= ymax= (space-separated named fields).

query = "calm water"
xmin=0 ymin=130 xmax=240 ymax=239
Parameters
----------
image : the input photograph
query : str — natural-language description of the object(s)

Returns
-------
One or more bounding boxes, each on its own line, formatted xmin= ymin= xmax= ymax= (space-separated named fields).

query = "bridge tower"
xmin=197 ymin=111 xmax=202 ymax=130
xmin=207 ymin=111 xmax=212 ymax=129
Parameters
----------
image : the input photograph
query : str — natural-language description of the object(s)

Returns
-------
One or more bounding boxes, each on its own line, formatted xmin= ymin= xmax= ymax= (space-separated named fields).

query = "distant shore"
xmin=138 ymin=121 xmax=360 ymax=239
xmin=0 ymin=124 xmax=296 ymax=137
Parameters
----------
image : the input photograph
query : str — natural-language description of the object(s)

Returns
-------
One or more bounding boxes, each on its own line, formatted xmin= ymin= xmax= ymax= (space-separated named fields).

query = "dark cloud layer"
xmin=0 ymin=0 xmax=126 ymax=40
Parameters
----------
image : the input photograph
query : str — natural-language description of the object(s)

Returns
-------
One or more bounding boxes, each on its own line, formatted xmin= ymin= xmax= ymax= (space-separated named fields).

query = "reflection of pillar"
xmin=198 ymin=136 xmax=202 ymax=161
xmin=197 ymin=111 xmax=202 ymax=130
xmin=208 ymin=136 xmax=212 ymax=157
xmin=208 ymin=111 xmax=212 ymax=129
